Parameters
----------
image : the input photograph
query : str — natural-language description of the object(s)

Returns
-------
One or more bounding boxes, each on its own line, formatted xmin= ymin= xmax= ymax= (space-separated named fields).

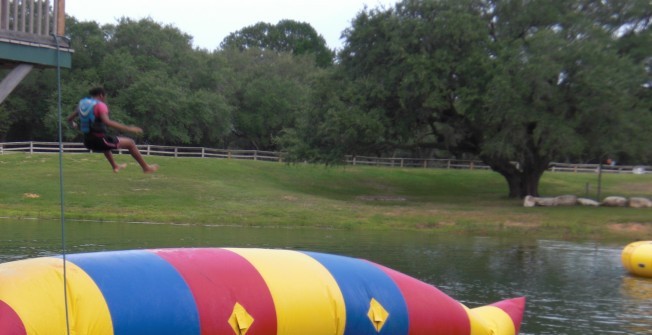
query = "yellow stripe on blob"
xmin=227 ymin=248 xmax=346 ymax=335
xmin=0 ymin=257 xmax=113 ymax=334
xmin=465 ymin=304 xmax=517 ymax=335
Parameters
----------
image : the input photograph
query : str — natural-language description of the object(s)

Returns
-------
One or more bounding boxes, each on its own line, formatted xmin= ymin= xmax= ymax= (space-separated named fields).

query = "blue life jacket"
xmin=78 ymin=97 xmax=98 ymax=134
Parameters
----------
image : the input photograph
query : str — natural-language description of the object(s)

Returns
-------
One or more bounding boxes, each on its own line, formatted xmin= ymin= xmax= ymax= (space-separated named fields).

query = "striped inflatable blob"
xmin=0 ymin=248 xmax=525 ymax=335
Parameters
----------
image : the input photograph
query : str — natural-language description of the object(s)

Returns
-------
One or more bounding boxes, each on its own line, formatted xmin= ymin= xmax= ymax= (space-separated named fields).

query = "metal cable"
xmin=52 ymin=33 xmax=71 ymax=335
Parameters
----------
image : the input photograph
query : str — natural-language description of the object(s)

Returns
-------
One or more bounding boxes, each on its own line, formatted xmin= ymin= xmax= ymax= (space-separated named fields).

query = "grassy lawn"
xmin=1 ymin=152 xmax=651 ymax=242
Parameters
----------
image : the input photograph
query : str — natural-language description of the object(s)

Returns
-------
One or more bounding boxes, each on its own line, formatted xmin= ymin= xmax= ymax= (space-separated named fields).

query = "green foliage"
xmin=223 ymin=48 xmax=319 ymax=150
xmin=286 ymin=0 xmax=652 ymax=198
xmin=0 ymin=105 xmax=9 ymax=141
xmin=221 ymin=19 xmax=334 ymax=67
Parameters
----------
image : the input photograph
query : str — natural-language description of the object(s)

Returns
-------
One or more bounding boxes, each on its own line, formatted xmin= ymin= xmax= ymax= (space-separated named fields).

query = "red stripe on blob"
xmin=0 ymin=300 xmax=26 ymax=335
xmin=492 ymin=297 xmax=526 ymax=335
xmin=369 ymin=262 xmax=471 ymax=335
xmin=152 ymin=248 xmax=277 ymax=335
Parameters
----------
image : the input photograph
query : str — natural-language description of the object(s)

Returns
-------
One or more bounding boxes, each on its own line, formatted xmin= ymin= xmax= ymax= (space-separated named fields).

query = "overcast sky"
xmin=66 ymin=0 xmax=399 ymax=51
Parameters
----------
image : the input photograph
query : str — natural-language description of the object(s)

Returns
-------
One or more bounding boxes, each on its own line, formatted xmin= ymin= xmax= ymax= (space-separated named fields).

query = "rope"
xmin=53 ymin=33 xmax=71 ymax=335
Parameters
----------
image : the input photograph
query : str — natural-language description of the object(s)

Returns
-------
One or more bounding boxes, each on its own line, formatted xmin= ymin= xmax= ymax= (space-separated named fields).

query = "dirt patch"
xmin=356 ymin=195 xmax=407 ymax=201
xmin=608 ymin=223 xmax=651 ymax=233
xmin=504 ymin=221 xmax=540 ymax=229
xmin=22 ymin=193 xmax=40 ymax=199
xmin=617 ymin=182 xmax=652 ymax=194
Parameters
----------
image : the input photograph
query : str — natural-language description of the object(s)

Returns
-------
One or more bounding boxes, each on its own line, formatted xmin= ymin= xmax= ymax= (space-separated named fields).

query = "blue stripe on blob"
xmin=303 ymin=251 xmax=409 ymax=335
xmin=64 ymin=250 xmax=199 ymax=335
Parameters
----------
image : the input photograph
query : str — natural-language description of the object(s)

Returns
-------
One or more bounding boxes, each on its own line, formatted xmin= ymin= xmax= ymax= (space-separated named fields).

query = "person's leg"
xmin=103 ymin=150 xmax=127 ymax=173
xmin=116 ymin=136 xmax=158 ymax=173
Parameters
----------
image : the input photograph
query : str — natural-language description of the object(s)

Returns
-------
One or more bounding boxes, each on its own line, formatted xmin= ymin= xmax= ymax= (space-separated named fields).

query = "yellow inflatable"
xmin=622 ymin=241 xmax=652 ymax=277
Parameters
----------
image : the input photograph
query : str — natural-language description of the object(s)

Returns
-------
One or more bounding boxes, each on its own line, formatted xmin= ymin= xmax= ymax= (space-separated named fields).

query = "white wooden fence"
xmin=1 ymin=141 xmax=650 ymax=174
xmin=0 ymin=141 xmax=283 ymax=162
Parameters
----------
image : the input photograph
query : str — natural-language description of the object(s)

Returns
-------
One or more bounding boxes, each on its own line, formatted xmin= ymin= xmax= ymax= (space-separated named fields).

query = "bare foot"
xmin=143 ymin=164 xmax=159 ymax=174
xmin=113 ymin=163 xmax=127 ymax=173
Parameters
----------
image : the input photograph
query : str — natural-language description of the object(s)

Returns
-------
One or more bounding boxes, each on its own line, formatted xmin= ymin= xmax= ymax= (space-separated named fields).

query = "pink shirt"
xmin=94 ymin=100 xmax=109 ymax=118
xmin=88 ymin=100 xmax=109 ymax=136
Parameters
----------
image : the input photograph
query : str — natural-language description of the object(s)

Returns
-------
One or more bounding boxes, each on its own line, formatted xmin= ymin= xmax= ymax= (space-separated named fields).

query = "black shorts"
xmin=83 ymin=134 xmax=119 ymax=152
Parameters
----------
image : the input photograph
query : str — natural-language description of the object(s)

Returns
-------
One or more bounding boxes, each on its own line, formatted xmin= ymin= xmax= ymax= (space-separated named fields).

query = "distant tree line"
xmin=0 ymin=0 xmax=650 ymax=198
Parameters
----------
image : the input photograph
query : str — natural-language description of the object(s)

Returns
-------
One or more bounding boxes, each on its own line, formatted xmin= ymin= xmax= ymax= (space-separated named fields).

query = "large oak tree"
xmin=282 ymin=0 xmax=652 ymax=198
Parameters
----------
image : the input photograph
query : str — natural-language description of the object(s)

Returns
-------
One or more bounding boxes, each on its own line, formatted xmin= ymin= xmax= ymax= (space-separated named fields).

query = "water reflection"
xmin=620 ymin=276 xmax=652 ymax=334
xmin=0 ymin=219 xmax=642 ymax=334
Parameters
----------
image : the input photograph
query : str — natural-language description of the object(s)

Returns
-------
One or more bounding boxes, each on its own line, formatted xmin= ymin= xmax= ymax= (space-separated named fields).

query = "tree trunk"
xmin=499 ymin=169 xmax=545 ymax=198
xmin=483 ymin=156 xmax=548 ymax=198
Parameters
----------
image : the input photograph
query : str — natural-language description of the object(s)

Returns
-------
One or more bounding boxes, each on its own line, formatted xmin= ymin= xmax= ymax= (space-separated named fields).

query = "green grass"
xmin=1 ymin=152 xmax=651 ymax=242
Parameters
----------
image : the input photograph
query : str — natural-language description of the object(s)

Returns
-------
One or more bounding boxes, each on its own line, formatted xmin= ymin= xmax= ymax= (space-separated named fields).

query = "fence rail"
xmin=1 ymin=141 xmax=650 ymax=174
xmin=0 ymin=141 xmax=284 ymax=162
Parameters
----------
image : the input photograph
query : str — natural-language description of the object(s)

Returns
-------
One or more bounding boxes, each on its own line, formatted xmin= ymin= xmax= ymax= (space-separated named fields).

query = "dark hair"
xmin=89 ymin=87 xmax=106 ymax=97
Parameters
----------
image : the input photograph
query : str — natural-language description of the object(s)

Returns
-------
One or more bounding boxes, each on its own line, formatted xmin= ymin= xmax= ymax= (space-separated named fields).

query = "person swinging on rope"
xmin=67 ymin=87 xmax=158 ymax=173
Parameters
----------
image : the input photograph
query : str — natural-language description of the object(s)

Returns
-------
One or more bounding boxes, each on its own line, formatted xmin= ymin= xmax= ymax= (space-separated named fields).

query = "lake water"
xmin=0 ymin=218 xmax=649 ymax=334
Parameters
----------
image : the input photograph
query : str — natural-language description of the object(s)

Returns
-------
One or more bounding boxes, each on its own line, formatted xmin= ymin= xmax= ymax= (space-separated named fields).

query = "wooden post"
xmin=20 ymin=0 xmax=26 ymax=32
xmin=0 ymin=0 xmax=8 ymax=30
xmin=36 ymin=0 xmax=43 ymax=35
xmin=56 ymin=0 xmax=65 ymax=36
xmin=44 ymin=0 xmax=50 ymax=35
xmin=28 ymin=0 xmax=34 ymax=34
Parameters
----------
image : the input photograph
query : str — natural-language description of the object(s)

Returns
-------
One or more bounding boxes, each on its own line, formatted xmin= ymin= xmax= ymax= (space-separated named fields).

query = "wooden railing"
xmin=0 ymin=0 xmax=65 ymax=43
xmin=0 ymin=141 xmax=650 ymax=174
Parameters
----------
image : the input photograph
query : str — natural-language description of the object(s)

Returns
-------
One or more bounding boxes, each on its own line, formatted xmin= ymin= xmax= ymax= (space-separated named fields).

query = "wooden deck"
xmin=0 ymin=0 xmax=72 ymax=68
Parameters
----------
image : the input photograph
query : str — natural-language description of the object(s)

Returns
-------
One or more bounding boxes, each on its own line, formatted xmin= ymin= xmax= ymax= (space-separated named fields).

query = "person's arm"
xmin=97 ymin=112 xmax=143 ymax=135
xmin=66 ymin=106 xmax=79 ymax=129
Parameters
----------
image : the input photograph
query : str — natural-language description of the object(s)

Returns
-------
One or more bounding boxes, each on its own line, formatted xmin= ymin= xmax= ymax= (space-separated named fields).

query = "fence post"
xmin=201 ymin=148 xmax=205 ymax=158
xmin=353 ymin=157 xmax=356 ymax=166
xmin=400 ymin=158 xmax=404 ymax=168
xmin=254 ymin=151 xmax=258 ymax=161
xmin=174 ymin=147 xmax=178 ymax=158
xmin=470 ymin=161 xmax=475 ymax=170
xmin=30 ymin=141 xmax=33 ymax=153
xmin=447 ymin=160 xmax=451 ymax=169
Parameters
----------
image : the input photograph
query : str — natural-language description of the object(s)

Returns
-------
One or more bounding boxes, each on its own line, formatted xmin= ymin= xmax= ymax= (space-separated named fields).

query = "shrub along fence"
xmin=0 ymin=141 xmax=650 ymax=174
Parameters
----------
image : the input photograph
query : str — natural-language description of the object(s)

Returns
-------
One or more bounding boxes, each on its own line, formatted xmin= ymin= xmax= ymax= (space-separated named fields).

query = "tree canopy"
xmin=221 ymin=19 xmax=334 ymax=68
xmin=282 ymin=0 xmax=652 ymax=197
